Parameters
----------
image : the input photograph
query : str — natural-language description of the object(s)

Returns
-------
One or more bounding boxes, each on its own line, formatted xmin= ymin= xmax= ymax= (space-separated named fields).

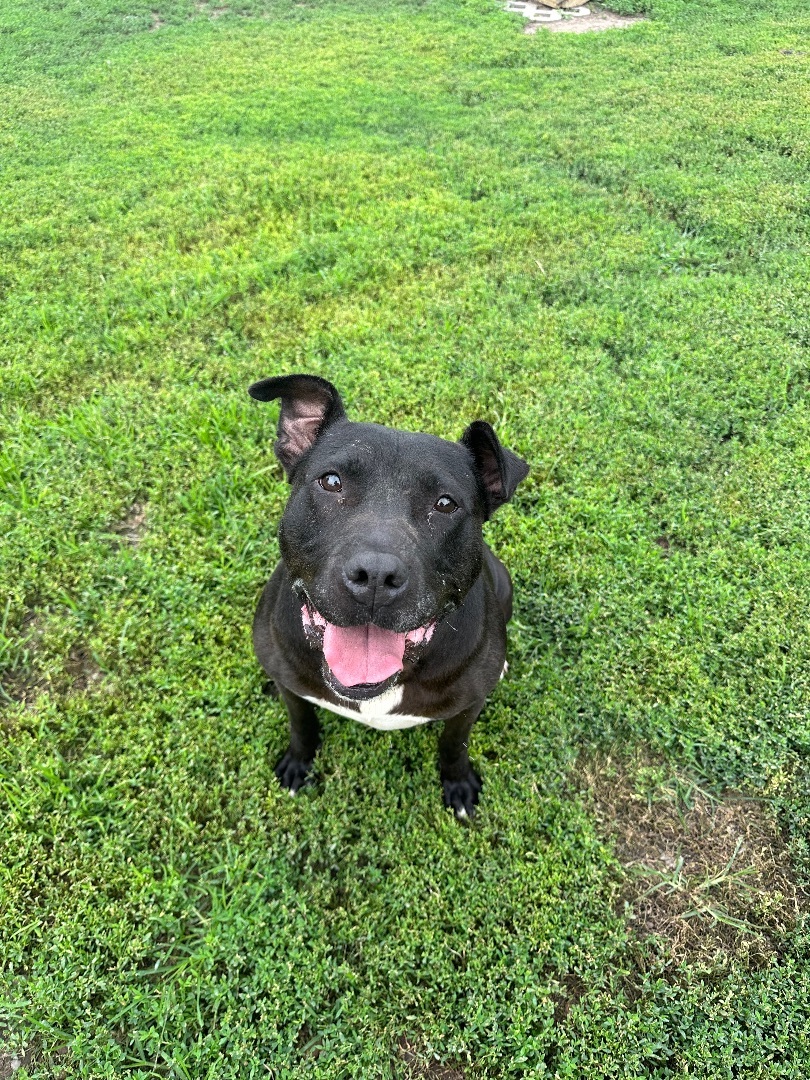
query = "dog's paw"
xmin=275 ymin=751 xmax=314 ymax=795
xmin=442 ymin=768 xmax=482 ymax=820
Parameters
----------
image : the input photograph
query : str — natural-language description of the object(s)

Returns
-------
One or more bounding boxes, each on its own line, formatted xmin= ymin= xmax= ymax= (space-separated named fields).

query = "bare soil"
xmin=65 ymin=644 xmax=103 ymax=692
xmin=526 ymin=10 xmax=646 ymax=33
xmin=0 ymin=1044 xmax=70 ymax=1079
xmin=579 ymin=751 xmax=805 ymax=964
xmin=0 ymin=610 xmax=43 ymax=710
xmin=111 ymin=502 xmax=147 ymax=546
xmin=397 ymin=1038 xmax=466 ymax=1079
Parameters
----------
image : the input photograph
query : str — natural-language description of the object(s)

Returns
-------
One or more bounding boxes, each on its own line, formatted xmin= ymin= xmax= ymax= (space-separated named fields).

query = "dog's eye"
xmin=434 ymin=495 xmax=457 ymax=514
xmin=318 ymin=473 xmax=342 ymax=492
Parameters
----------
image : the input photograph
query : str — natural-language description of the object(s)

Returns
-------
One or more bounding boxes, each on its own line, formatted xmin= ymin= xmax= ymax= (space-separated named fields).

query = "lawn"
xmin=1 ymin=0 xmax=809 ymax=1074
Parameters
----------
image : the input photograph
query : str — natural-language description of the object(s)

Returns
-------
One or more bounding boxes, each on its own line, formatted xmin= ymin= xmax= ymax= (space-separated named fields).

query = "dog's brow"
xmin=309 ymin=455 xmax=391 ymax=491
xmin=317 ymin=448 xmax=373 ymax=473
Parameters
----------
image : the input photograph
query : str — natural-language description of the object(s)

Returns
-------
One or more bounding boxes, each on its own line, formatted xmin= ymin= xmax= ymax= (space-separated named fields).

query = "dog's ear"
xmin=248 ymin=374 xmax=346 ymax=477
xmin=461 ymin=420 xmax=529 ymax=518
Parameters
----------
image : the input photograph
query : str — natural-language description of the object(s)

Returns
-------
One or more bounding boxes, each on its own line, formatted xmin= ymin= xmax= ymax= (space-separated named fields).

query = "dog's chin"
xmin=321 ymin=665 xmax=401 ymax=702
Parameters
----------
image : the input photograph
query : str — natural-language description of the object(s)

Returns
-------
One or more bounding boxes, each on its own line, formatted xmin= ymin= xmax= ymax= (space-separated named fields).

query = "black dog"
xmin=250 ymin=375 xmax=528 ymax=817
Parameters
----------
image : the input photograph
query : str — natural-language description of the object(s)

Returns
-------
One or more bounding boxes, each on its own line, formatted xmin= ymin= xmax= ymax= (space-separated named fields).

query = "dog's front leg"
xmin=438 ymin=701 xmax=484 ymax=819
xmin=274 ymin=686 xmax=320 ymax=794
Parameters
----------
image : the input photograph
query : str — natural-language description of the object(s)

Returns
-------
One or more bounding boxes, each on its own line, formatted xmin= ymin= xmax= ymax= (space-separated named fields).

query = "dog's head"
xmin=250 ymin=374 xmax=528 ymax=699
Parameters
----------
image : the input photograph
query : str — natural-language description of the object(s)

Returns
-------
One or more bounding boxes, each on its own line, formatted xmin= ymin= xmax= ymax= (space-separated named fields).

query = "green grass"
xmin=1 ymin=0 xmax=810 ymax=1074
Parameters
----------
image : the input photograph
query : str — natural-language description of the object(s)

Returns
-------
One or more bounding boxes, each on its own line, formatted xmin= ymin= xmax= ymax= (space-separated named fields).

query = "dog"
xmin=250 ymin=374 xmax=529 ymax=817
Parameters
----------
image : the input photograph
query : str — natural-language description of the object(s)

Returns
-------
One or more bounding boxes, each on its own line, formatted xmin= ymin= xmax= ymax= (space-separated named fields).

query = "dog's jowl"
xmin=250 ymin=374 xmax=529 ymax=818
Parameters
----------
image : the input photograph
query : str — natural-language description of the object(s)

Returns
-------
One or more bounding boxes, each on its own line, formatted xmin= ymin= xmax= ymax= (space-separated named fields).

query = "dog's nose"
xmin=342 ymin=552 xmax=409 ymax=609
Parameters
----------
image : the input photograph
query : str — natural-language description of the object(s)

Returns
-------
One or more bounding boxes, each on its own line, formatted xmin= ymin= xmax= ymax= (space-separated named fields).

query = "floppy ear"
xmin=248 ymin=374 xmax=346 ymax=478
xmin=461 ymin=420 xmax=529 ymax=518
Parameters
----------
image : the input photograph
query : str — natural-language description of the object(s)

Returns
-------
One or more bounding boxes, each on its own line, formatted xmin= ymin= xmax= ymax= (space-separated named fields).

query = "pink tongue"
xmin=322 ymin=623 xmax=408 ymax=687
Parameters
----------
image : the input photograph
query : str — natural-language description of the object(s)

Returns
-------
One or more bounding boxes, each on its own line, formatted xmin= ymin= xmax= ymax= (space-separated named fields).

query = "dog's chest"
xmin=301 ymin=684 xmax=433 ymax=731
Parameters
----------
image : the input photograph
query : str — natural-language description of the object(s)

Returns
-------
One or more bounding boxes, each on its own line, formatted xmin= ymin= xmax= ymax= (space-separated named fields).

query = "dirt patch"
xmin=505 ymin=2 xmax=646 ymax=34
xmin=0 ymin=1054 xmax=18 ymax=1080
xmin=112 ymin=502 xmax=147 ymax=546
xmin=149 ymin=11 xmax=165 ymax=29
xmin=579 ymin=751 xmax=805 ymax=964
xmin=0 ymin=1044 xmax=70 ymax=1079
xmin=0 ymin=609 xmax=44 ymax=710
xmin=0 ymin=1052 xmax=22 ymax=1079
xmin=195 ymin=1 xmax=229 ymax=15
xmin=397 ymin=1038 xmax=466 ymax=1079
xmin=1 ymin=611 xmax=105 ymax=711
xmin=653 ymin=532 xmax=689 ymax=557
xmin=65 ymin=644 xmax=103 ymax=692
xmin=527 ymin=10 xmax=646 ymax=33
xmin=551 ymin=971 xmax=587 ymax=1024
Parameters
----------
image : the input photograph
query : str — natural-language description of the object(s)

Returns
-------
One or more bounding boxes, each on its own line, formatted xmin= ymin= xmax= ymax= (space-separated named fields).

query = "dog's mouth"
xmin=301 ymin=601 xmax=435 ymax=700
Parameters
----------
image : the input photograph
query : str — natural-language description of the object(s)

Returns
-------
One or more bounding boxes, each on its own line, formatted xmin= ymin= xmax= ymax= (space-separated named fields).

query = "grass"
xmin=1 ymin=0 xmax=810 ymax=1074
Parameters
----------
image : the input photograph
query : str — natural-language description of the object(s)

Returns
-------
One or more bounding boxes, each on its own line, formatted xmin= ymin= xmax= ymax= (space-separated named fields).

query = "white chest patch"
xmin=302 ymin=684 xmax=434 ymax=731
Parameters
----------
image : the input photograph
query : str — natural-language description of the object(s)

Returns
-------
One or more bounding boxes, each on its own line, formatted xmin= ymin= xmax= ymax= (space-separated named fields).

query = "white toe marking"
xmin=456 ymin=806 xmax=468 ymax=819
